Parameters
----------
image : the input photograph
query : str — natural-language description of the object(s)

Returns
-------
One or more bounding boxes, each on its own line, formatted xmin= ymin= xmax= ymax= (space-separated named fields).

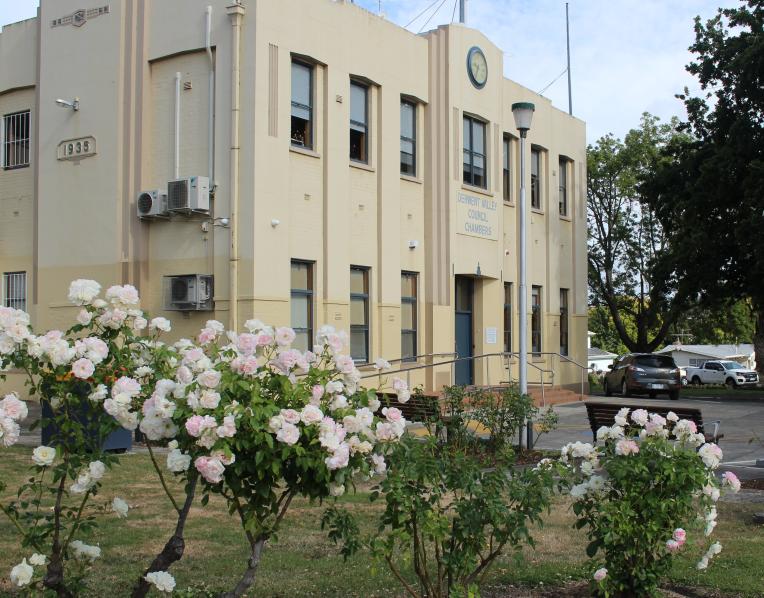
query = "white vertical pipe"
xmin=174 ymin=71 xmax=181 ymax=180
xmin=205 ymin=6 xmax=215 ymax=184
xmin=227 ymin=3 xmax=245 ymax=331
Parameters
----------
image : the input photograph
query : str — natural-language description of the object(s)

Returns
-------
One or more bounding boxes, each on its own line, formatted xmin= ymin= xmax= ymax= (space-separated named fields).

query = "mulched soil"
xmin=740 ymin=478 xmax=764 ymax=490
xmin=484 ymin=581 xmax=743 ymax=597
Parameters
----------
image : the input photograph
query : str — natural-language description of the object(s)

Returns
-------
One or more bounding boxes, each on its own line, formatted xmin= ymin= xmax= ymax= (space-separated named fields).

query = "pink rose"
xmin=236 ymin=333 xmax=258 ymax=355
xmin=593 ymin=568 xmax=607 ymax=582
xmin=311 ymin=385 xmax=324 ymax=404
xmin=71 ymin=358 xmax=95 ymax=380
xmin=176 ymin=366 xmax=193 ymax=385
xmin=673 ymin=528 xmax=686 ymax=544
xmin=280 ymin=409 xmax=301 ymax=425
xmin=197 ymin=328 xmax=217 ymax=345
xmin=721 ymin=471 xmax=741 ymax=493
xmin=194 ymin=456 xmax=225 ymax=484
xmin=275 ymin=327 xmax=296 ymax=347
xmin=300 ymin=405 xmax=323 ymax=425
xmin=666 ymin=539 xmax=681 ymax=552
xmin=615 ymin=439 xmax=640 ymax=456
xmin=217 ymin=415 xmax=237 ymax=438
xmin=185 ymin=415 xmax=205 ymax=437
xmin=382 ymin=407 xmax=404 ymax=424
xmin=276 ymin=422 xmax=300 ymax=445
xmin=256 ymin=333 xmax=273 ymax=347
xmin=198 ymin=370 xmax=221 ymax=389
xmin=0 ymin=394 xmax=28 ymax=421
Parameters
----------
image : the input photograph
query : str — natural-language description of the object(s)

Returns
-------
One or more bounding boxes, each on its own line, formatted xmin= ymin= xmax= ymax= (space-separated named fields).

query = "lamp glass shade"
xmin=511 ymin=102 xmax=535 ymax=132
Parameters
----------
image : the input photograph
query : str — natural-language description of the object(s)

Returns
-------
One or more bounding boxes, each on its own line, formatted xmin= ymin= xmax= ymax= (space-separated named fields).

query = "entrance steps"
xmin=527 ymin=385 xmax=584 ymax=406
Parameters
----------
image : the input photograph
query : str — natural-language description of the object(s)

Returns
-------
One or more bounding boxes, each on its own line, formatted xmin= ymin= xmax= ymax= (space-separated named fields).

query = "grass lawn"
xmin=678 ymin=386 xmax=764 ymax=400
xmin=1 ymin=447 xmax=763 ymax=597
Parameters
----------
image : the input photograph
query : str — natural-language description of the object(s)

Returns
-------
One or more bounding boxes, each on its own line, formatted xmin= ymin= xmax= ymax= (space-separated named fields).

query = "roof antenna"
xmin=459 ymin=0 xmax=467 ymax=24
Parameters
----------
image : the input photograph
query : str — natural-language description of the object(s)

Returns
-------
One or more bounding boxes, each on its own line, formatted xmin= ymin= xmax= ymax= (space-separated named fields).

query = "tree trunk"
xmin=219 ymin=535 xmax=267 ymax=598
xmin=131 ymin=473 xmax=198 ymax=598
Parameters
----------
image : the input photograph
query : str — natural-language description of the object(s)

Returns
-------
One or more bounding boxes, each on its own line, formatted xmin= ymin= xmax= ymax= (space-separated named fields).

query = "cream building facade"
xmin=0 ymin=0 xmax=587 ymax=394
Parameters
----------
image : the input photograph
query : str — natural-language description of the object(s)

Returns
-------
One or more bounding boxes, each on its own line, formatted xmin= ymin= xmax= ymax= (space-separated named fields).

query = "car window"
xmin=722 ymin=362 xmax=743 ymax=370
xmin=634 ymin=355 xmax=676 ymax=368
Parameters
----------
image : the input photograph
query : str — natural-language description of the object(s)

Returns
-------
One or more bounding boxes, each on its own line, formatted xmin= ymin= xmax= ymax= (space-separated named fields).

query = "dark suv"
xmin=603 ymin=353 xmax=681 ymax=400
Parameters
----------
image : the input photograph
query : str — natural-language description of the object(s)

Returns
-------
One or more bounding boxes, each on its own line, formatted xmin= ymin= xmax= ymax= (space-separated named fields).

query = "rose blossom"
xmin=673 ymin=528 xmax=686 ymax=544
xmin=195 ymin=456 xmax=225 ymax=484
xmin=280 ymin=409 xmax=301 ymax=425
xmin=77 ymin=309 xmax=93 ymax=325
xmin=277 ymin=422 xmax=300 ymax=445
xmin=199 ymin=390 xmax=221 ymax=410
xmin=721 ymin=471 xmax=741 ymax=493
xmin=112 ymin=497 xmax=129 ymax=518
xmin=198 ymin=369 xmax=221 ymax=389
xmin=149 ymin=317 xmax=171 ymax=332
xmin=630 ymin=409 xmax=649 ymax=426
xmin=666 ymin=539 xmax=681 ymax=552
xmin=0 ymin=393 xmax=28 ymax=421
xmin=593 ymin=568 xmax=607 ymax=582
xmin=10 ymin=559 xmax=33 ymax=587
xmin=144 ymin=571 xmax=176 ymax=593
xmin=29 ymin=554 xmax=46 ymax=566
xmin=217 ymin=415 xmax=237 ymax=438
xmin=32 ymin=445 xmax=56 ymax=466
xmin=615 ymin=439 xmax=639 ymax=456
xmin=68 ymin=279 xmax=101 ymax=306
xmin=300 ymin=404 xmax=323 ymax=425
xmin=71 ymin=357 xmax=95 ymax=379
xmin=198 ymin=327 xmax=217 ymax=345
xmin=275 ymin=326 xmax=296 ymax=346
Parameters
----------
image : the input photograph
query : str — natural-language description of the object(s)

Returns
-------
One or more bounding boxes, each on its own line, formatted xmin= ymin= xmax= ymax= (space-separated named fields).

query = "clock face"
xmin=467 ymin=46 xmax=487 ymax=88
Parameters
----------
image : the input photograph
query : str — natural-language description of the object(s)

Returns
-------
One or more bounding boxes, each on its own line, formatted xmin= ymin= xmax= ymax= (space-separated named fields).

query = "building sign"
xmin=485 ymin=327 xmax=498 ymax=345
xmin=51 ymin=6 xmax=110 ymax=28
xmin=456 ymin=192 xmax=498 ymax=240
xmin=57 ymin=137 xmax=96 ymax=161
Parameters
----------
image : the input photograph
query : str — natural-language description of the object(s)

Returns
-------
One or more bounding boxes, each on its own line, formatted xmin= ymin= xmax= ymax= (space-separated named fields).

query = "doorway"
xmin=455 ymin=276 xmax=474 ymax=386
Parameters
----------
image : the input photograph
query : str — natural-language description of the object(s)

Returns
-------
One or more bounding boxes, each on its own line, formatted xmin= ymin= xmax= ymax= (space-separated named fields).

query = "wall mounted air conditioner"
xmin=137 ymin=190 xmax=168 ymax=219
xmin=163 ymin=274 xmax=213 ymax=311
xmin=167 ymin=176 xmax=210 ymax=213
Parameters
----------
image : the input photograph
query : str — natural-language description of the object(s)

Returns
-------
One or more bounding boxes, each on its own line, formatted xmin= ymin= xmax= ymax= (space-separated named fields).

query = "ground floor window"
xmin=290 ymin=261 xmax=313 ymax=352
xmin=504 ymin=283 xmax=512 ymax=353
xmin=401 ymin=272 xmax=417 ymax=361
xmin=532 ymin=286 xmax=542 ymax=354
xmin=560 ymin=288 xmax=569 ymax=356
xmin=350 ymin=266 xmax=369 ymax=363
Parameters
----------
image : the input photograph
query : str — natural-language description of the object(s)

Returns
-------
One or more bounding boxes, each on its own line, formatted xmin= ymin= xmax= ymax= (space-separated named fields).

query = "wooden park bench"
xmin=584 ymin=402 xmax=723 ymax=444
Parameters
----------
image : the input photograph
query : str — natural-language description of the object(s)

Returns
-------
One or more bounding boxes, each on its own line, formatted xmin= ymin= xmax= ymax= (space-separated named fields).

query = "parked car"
xmin=686 ymin=360 xmax=759 ymax=388
xmin=603 ymin=353 xmax=682 ymax=400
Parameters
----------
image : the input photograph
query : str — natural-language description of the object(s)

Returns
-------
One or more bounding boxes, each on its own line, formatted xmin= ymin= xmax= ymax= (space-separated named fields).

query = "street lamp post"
xmin=512 ymin=102 xmax=535 ymax=449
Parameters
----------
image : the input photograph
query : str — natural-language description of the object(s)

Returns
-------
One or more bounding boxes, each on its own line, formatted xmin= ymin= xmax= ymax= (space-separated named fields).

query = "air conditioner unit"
xmin=167 ymin=176 xmax=210 ymax=213
xmin=136 ymin=190 xmax=168 ymax=219
xmin=163 ymin=274 xmax=213 ymax=311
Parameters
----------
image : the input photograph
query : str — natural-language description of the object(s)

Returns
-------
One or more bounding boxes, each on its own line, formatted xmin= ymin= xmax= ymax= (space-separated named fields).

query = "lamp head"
xmin=55 ymin=98 xmax=80 ymax=111
xmin=511 ymin=102 xmax=535 ymax=136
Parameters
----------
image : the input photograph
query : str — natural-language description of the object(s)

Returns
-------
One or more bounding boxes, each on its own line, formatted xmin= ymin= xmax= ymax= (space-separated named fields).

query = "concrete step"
xmin=527 ymin=386 xmax=584 ymax=406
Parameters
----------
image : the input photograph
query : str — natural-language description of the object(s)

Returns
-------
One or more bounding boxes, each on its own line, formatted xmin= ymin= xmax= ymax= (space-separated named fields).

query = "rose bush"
xmin=563 ymin=408 xmax=740 ymax=597
xmin=1 ymin=279 xmax=410 ymax=597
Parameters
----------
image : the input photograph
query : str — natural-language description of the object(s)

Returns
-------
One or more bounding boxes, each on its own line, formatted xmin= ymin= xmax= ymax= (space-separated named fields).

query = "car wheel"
xmin=691 ymin=376 xmax=701 ymax=386
xmin=621 ymin=380 xmax=630 ymax=398
xmin=725 ymin=377 xmax=737 ymax=390
xmin=604 ymin=379 xmax=612 ymax=397
xmin=669 ymin=390 xmax=679 ymax=400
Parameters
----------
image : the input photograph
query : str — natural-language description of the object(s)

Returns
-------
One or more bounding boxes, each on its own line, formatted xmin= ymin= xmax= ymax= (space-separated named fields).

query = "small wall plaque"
xmin=57 ymin=136 xmax=96 ymax=161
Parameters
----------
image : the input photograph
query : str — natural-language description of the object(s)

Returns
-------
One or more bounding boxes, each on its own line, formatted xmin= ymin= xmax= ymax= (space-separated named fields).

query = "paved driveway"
xmin=535 ymin=395 xmax=764 ymax=480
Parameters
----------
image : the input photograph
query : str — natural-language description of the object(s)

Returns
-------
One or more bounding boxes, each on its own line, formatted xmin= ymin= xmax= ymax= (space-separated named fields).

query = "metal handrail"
xmin=356 ymin=352 xmax=458 ymax=370
xmin=533 ymin=352 xmax=591 ymax=399
xmin=361 ymin=351 xmax=555 ymax=406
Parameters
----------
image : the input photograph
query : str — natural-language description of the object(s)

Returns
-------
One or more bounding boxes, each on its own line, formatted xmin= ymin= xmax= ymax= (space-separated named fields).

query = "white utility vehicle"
xmin=686 ymin=360 xmax=759 ymax=388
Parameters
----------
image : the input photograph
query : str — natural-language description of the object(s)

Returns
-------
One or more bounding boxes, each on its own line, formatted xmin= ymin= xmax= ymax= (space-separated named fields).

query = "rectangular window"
xmin=2 ymin=111 xmax=31 ymax=169
xmin=559 ymin=157 xmax=568 ymax=216
xmin=291 ymin=60 xmax=313 ymax=149
xmin=502 ymin=136 xmax=511 ymax=202
xmin=532 ymin=285 xmax=542 ymax=354
xmin=560 ymin=288 xmax=569 ymax=356
xmin=290 ymin=261 xmax=313 ymax=352
xmin=401 ymin=272 xmax=417 ymax=361
xmin=350 ymin=266 xmax=369 ymax=363
xmin=400 ymin=100 xmax=416 ymax=176
xmin=531 ymin=148 xmax=541 ymax=209
xmin=503 ymin=282 xmax=512 ymax=353
xmin=349 ymin=81 xmax=368 ymax=163
xmin=463 ymin=115 xmax=486 ymax=188
xmin=3 ymin=271 xmax=26 ymax=311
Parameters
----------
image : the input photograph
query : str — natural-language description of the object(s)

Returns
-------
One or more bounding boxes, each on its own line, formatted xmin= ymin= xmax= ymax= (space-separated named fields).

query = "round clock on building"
xmin=467 ymin=46 xmax=487 ymax=89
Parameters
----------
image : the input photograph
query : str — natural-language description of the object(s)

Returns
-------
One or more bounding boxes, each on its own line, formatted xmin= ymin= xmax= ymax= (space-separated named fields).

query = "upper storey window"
xmin=463 ymin=115 xmax=486 ymax=188
xmin=2 ymin=111 xmax=30 ymax=169
xmin=531 ymin=148 xmax=542 ymax=209
xmin=291 ymin=60 xmax=313 ymax=149
xmin=400 ymin=100 xmax=416 ymax=176
xmin=350 ymin=81 xmax=368 ymax=163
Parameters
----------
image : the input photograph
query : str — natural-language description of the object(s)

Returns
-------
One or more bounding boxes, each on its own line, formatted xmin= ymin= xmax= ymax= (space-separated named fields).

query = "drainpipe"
xmin=174 ymin=71 xmax=181 ymax=179
xmin=227 ymin=2 xmax=245 ymax=331
xmin=205 ymin=6 xmax=215 ymax=185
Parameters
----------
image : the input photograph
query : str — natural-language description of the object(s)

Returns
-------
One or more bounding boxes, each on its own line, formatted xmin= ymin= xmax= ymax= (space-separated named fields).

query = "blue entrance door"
xmin=454 ymin=277 xmax=473 ymax=386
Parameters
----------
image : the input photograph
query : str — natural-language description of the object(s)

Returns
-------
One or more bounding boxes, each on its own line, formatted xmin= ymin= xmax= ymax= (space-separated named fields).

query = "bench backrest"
xmin=378 ymin=391 xmax=440 ymax=423
xmin=584 ymin=402 xmax=706 ymax=439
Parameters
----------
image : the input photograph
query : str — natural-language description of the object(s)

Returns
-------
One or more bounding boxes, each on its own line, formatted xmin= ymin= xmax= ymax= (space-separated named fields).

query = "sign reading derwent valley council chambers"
xmin=456 ymin=192 xmax=498 ymax=241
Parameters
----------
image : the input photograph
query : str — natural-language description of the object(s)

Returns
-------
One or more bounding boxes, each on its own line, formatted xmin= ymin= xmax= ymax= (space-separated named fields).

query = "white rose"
xmin=112 ymin=497 xmax=129 ymax=518
xmin=89 ymin=460 xmax=106 ymax=480
xmin=133 ymin=316 xmax=148 ymax=331
xmin=76 ymin=309 xmax=93 ymax=325
xmin=149 ymin=317 xmax=171 ymax=332
xmin=29 ymin=553 xmax=47 ymax=566
xmin=32 ymin=445 xmax=56 ymax=466
xmin=144 ymin=571 xmax=176 ymax=593
xmin=68 ymin=279 xmax=101 ymax=306
xmin=10 ymin=558 xmax=33 ymax=587
xmin=167 ymin=449 xmax=192 ymax=473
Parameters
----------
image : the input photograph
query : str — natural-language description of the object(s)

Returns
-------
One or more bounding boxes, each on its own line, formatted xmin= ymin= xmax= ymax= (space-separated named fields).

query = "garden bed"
xmin=1 ymin=447 xmax=762 ymax=597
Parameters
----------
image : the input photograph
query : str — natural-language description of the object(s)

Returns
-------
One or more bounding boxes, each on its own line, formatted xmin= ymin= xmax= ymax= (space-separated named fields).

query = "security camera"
xmin=55 ymin=98 xmax=80 ymax=111
xmin=219 ymin=217 xmax=229 ymax=227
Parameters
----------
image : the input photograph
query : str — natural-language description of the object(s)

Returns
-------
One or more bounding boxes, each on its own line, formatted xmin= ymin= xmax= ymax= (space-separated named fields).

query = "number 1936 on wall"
xmin=57 ymin=136 xmax=96 ymax=160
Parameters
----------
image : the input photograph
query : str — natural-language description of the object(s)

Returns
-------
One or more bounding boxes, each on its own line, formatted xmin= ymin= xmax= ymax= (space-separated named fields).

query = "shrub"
xmin=563 ymin=408 xmax=740 ymax=597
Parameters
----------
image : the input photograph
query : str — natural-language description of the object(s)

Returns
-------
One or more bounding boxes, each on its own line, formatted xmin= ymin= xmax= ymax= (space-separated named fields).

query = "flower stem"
xmin=146 ymin=442 xmax=181 ymax=514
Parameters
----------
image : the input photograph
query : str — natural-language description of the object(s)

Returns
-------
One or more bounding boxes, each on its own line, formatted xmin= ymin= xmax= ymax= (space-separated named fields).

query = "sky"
xmin=0 ymin=0 xmax=739 ymax=143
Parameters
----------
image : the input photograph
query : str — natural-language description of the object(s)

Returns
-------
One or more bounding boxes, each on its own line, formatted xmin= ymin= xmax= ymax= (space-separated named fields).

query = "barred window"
xmin=3 ymin=271 xmax=26 ymax=311
xmin=2 ymin=111 xmax=31 ymax=169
